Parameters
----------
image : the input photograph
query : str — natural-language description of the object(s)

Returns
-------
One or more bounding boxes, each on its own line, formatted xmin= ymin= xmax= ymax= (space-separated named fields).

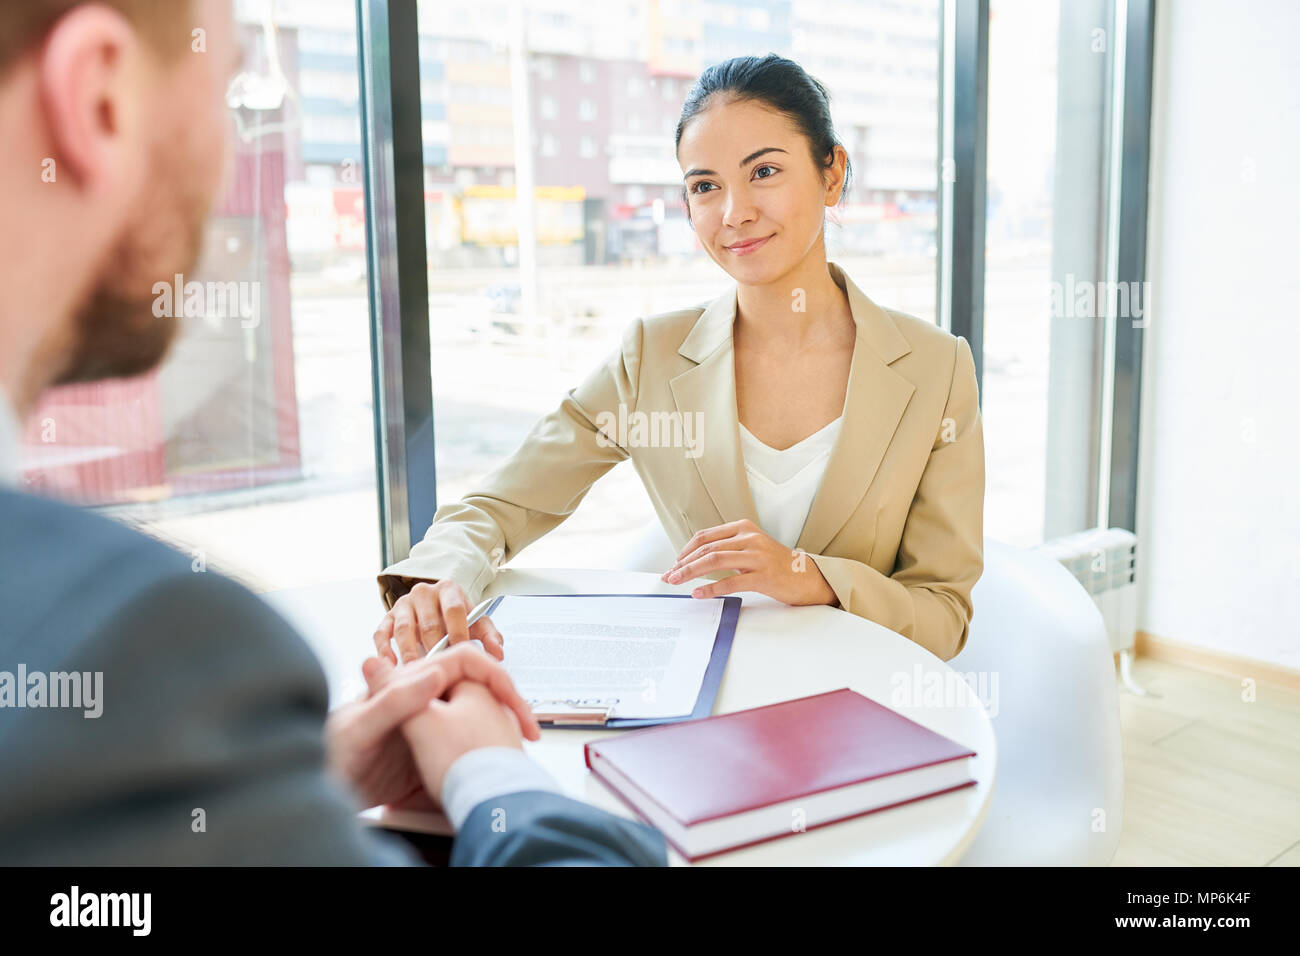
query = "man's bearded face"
xmin=54 ymin=131 xmax=215 ymax=386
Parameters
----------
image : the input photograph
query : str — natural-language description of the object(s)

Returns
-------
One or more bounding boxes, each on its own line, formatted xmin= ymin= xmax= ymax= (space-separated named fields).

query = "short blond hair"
xmin=0 ymin=0 xmax=194 ymax=77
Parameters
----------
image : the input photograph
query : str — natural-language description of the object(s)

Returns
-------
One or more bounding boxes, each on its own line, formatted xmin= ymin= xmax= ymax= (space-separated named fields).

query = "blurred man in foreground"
xmin=0 ymin=0 xmax=665 ymax=866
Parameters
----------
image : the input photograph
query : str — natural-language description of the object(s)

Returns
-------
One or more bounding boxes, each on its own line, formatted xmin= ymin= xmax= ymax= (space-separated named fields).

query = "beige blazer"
xmin=378 ymin=261 xmax=984 ymax=661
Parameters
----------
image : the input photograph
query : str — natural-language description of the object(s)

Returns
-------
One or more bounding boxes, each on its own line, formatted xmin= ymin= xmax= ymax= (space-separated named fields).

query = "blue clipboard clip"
xmin=530 ymin=698 xmax=619 ymax=726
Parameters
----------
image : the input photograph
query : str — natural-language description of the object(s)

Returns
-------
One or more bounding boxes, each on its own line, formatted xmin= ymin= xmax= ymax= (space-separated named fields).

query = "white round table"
xmin=267 ymin=567 xmax=997 ymax=866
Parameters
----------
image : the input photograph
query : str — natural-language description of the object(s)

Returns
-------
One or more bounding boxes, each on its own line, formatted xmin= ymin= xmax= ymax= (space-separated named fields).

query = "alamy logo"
xmin=50 ymin=886 xmax=151 ymax=936
xmin=0 ymin=665 xmax=102 ymax=718
xmin=152 ymin=273 xmax=260 ymax=329
xmin=888 ymin=662 xmax=999 ymax=718
xmin=594 ymin=404 xmax=705 ymax=458
xmin=1048 ymin=273 xmax=1151 ymax=327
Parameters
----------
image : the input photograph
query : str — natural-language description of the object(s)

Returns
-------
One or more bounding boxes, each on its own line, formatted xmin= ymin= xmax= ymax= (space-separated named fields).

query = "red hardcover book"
xmin=584 ymin=687 xmax=977 ymax=861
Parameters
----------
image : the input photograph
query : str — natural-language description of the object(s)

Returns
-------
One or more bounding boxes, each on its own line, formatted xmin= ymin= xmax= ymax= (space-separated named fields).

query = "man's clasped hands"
xmin=323 ymin=580 xmax=526 ymax=815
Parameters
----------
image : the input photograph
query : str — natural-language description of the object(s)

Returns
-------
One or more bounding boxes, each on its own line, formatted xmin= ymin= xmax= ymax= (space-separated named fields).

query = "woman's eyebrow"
xmin=683 ymin=146 xmax=788 ymax=179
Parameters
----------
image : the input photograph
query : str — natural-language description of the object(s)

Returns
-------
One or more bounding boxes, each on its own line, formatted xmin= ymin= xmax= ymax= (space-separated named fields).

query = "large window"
xmin=982 ymin=0 xmax=1115 ymax=546
xmin=16 ymin=0 xmax=1150 ymax=589
xmin=18 ymin=2 xmax=380 ymax=592
xmin=413 ymin=0 xmax=942 ymax=569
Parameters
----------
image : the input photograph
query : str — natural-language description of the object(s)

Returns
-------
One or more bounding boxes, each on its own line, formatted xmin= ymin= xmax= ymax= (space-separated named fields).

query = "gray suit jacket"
xmin=0 ymin=489 xmax=665 ymax=866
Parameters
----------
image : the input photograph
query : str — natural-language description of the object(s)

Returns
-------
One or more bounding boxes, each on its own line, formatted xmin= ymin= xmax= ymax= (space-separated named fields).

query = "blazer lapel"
xmin=669 ymin=289 xmax=760 ymax=528
xmin=668 ymin=261 xmax=916 ymax=556
xmin=796 ymin=265 xmax=916 ymax=556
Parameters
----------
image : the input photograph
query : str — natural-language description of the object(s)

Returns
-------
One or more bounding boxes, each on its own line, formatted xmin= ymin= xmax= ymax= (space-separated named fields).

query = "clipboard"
xmin=477 ymin=592 xmax=741 ymax=729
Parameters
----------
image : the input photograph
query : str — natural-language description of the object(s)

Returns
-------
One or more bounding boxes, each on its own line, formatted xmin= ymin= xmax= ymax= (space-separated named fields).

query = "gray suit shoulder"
xmin=0 ymin=488 xmax=413 ymax=865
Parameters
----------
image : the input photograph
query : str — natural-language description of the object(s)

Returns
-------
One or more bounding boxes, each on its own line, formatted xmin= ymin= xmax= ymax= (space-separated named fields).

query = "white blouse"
xmin=738 ymin=415 xmax=844 ymax=550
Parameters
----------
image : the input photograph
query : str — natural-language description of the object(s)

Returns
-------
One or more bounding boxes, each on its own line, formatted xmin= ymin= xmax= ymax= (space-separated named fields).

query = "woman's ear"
xmin=823 ymin=145 xmax=849 ymax=206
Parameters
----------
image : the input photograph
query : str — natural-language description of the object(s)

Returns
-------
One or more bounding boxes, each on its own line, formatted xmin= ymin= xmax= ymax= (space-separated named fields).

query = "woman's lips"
xmin=726 ymin=234 xmax=774 ymax=256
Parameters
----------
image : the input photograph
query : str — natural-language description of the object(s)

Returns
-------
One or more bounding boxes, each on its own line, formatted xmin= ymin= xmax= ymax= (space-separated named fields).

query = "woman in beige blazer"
xmin=373 ymin=54 xmax=984 ymax=664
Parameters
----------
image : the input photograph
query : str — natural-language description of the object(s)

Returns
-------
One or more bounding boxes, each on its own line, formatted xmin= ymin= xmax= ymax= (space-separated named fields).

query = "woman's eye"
xmin=690 ymin=181 xmax=716 ymax=194
xmin=754 ymin=164 xmax=779 ymax=180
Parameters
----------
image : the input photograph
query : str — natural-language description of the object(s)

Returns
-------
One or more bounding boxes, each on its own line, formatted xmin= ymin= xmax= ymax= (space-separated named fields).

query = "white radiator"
xmin=1034 ymin=527 xmax=1138 ymax=655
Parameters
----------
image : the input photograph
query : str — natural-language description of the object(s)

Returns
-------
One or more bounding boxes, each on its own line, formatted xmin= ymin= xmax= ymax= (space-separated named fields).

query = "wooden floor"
xmin=1112 ymin=656 xmax=1300 ymax=866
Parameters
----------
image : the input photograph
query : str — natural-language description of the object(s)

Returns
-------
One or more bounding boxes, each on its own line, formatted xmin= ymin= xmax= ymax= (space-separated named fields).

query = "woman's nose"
xmin=722 ymin=189 xmax=756 ymax=229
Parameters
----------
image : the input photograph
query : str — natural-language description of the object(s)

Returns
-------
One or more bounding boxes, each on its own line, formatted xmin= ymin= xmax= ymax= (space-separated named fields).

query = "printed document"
xmin=489 ymin=595 xmax=725 ymax=719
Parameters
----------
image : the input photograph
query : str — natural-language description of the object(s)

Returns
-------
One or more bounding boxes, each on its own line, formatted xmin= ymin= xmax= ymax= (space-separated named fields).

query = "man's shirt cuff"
xmin=440 ymin=747 xmax=563 ymax=831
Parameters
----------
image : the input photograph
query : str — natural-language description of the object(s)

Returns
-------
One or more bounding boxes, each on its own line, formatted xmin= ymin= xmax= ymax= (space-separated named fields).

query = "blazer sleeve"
xmin=377 ymin=318 xmax=646 ymax=610
xmin=451 ymin=790 xmax=668 ymax=866
xmin=0 ymin=568 xmax=417 ymax=865
xmin=807 ymin=335 xmax=985 ymax=662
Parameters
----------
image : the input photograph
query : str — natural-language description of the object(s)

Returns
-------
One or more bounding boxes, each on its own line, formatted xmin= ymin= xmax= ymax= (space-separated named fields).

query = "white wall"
xmin=1137 ymin=0 xmax=1300 ymax=669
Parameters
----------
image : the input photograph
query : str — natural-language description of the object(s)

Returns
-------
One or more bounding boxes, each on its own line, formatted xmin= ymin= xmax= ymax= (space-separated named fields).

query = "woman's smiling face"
xmin=677 ymin=95 xmax=846 ymax=286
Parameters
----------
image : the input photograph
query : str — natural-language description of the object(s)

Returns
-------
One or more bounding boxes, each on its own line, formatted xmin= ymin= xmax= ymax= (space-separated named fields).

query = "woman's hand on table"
xmin=373 ymin=579 xmax=505 ymax=665
xmin=660 ymin=518 xmax=839 ymax=607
